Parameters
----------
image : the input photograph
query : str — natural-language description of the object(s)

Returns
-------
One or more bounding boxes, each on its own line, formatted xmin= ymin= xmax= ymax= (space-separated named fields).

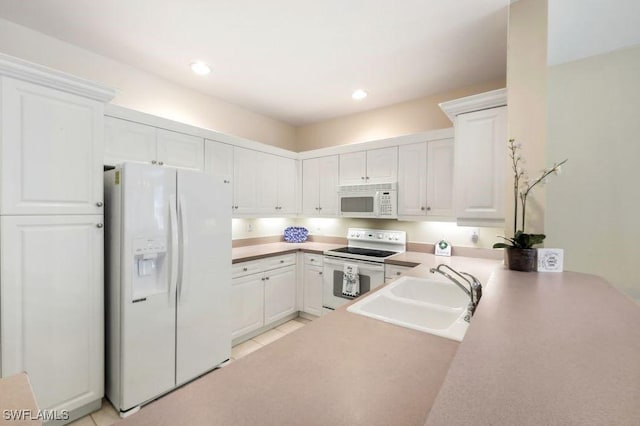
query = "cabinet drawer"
xmin=232 ymin=260 xmax=262 ymax=278
xmin=304 ymin=253 xmax=324 ymax=266
xmin=385 ymin=264 xmax=413 ymax=279
xmin=262 ymin=254 xmax=296 ymax=270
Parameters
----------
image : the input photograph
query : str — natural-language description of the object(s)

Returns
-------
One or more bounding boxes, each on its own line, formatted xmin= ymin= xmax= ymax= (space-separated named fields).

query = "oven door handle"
xmin=323 ymin=256 xmax=385 ymax=272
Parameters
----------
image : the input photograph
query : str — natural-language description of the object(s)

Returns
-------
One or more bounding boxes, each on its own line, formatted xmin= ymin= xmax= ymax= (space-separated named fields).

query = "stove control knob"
xmin=377 ymin=233 xmax=383 ymax=239
xmin=394 ymin=236 xmax=399 ymax=241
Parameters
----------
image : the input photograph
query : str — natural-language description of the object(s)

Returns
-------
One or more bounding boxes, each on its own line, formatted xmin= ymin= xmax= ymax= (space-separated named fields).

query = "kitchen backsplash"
xmin=232 ymin=218 xmax=503 ymax=249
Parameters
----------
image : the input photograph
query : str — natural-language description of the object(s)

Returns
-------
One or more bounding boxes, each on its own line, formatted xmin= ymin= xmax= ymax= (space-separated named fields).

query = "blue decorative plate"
xmin=283 ymin=226 xmax=309 ymax=243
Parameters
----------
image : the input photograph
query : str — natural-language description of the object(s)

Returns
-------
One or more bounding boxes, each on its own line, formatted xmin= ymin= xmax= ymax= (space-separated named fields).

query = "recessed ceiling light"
xmin=190 ymin=61 xmax=211 ymax=76
xmin=352 ymin=89 xmax=368 ymax=100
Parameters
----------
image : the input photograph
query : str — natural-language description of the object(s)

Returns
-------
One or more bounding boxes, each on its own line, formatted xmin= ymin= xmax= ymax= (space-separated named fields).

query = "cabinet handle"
xmin=261 ymin=277 xmax=265 ymax=281
xmin=234 ymin=205 xmax=238 ymax=209
xmin=318 ymin=207 xmax=322 ymax=211
xmin=224 ymin=179 xmax=230 ymax=184
xmin=396 ymin=271 xmax=401 ymax=275
xmin=366 ymin=176 xmax=370 ymax=180
xmin=243 ymin=267 xmax=248 ymax=271
xmin=96 ymin=223 xmax=104 ymax=228
xmin=319 ymin=271 xmax=323 ymax=275
xmin=427 ymin=206 xmax=431 ymax=211
xmin=280 ymin=260 xmax=284 ymax=263
xmin=361 ymin=177 xmax=365 ymax=180
xmin=310 ymin=258 xmax=315 ymax=261
xmin=158 ymin=161 xmax=164 ymax=166
xmin=265 ymin=276 xmax=270 ymax=280
xmin=151 ymin=160 xmax=157 ymax=164
xmin=96 ymin=201 xmax=104 ymax=207
xmin=315 ymin=207 xmax=319 ymax=210
xmin=420 ymin=206 xmax=425 ymax=211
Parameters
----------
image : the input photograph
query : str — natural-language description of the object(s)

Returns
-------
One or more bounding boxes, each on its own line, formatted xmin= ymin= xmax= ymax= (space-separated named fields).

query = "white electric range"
xmin=322 ymin=228 xmax=406 ymax=311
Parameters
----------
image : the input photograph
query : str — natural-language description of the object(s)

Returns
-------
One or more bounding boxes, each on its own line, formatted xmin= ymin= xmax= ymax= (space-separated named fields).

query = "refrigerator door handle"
xmin=177 ymin=195 xmax=190 ymax=304
xmin=169 ymin=195 xmax=179 ymax=302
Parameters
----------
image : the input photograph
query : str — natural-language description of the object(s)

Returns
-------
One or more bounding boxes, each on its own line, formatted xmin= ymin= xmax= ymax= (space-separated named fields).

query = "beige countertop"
xmin=119 ymin=242 xmax=640 ymax=425
xmin=232 ymin=241 xmax=344 ymax=263
xmin=426 ymin=268 xmax=640 ymax=425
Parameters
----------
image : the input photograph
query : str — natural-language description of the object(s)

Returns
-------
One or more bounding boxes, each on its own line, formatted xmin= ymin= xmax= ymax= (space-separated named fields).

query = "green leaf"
xmin=492 ymin=243 xmax=511 ymax=249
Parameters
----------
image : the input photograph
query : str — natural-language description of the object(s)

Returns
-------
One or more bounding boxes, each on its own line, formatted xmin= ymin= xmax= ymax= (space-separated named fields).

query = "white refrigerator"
xmin=104 ymin=162 xmax=231 ymax=416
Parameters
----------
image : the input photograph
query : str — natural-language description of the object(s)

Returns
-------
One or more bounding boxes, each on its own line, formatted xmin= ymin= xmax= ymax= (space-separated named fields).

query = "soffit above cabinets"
xmin=0 ymin=1 xmax=508 ymax=125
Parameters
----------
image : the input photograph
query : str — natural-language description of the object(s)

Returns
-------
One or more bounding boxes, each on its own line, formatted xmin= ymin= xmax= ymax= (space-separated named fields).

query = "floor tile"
xmin=252 ymin=328 xmax=286 ymax=346
xmin=91 ymin=400 xmax=120 ymax=426
xmin=231 ymin=339 xmax=263 ymax=359
xmin=68 ymin=415 xmax=96 ymax=426
xmin=294 ymin=316 xmax=312 ymax=324
xmin=276 ymin=320 xmax=305 ymax=334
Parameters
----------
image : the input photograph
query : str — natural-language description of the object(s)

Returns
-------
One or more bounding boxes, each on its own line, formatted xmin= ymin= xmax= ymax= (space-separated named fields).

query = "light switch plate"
xmin=537 ymin=248 xmax=564 ymax=272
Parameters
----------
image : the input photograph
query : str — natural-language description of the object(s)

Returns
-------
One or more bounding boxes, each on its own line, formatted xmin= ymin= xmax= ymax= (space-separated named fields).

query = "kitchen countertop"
xmin=232 ymin=241 xmax=344 ymax=263
xmin=119 ymin=242 xmax=640 ymax=425
xmin=425 ymin=269 xmax=640 ymax=425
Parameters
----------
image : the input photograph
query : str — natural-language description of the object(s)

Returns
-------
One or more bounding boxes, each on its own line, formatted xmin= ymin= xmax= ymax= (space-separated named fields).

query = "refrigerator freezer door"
xmin=175 ymin=170 xmax=232 ymax=385
xmin=120 ymin=163 xmax=177 ymax=410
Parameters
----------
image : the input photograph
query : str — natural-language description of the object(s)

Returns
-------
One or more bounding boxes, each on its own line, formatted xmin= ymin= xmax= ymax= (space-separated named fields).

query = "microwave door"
xmin=340 ymin=195 xmax=375 ymax=217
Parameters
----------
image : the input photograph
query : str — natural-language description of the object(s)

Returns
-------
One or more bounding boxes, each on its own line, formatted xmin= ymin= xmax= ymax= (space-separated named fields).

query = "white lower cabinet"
xmin=303 ymin=266 xmax=324 ymax=316
xmin=264 ymin=266 xmax=296 ymax=323
xmin=0 ymin=215 xmax=104 ymax=413
xmin=385 ymin=264 xmax=414 ymax=283
xmin=230 ymin=273 xmax=265 ymax=339
xmin=231 ymin=254 xmax=297 ymax=340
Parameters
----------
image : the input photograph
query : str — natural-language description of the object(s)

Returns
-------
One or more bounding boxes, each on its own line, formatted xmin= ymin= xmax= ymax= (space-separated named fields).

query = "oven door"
xmin=322 ymin=256 xmax=385 ymax=311
xmin=338 ymin=192 xmax=379 ymax=218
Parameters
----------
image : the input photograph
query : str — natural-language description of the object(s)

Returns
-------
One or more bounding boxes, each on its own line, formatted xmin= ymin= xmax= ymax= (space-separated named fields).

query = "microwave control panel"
xmin=379 ymin=192 xmax=394 ymax=216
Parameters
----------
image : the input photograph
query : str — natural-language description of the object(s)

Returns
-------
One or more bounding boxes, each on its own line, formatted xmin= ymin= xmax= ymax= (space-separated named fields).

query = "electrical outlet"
xmin=470 ymin=228 xmax=479 ymax=244
xmin=247 ymin=223 xmax=254 ymax=232
xmin=314 ymin=226 xmax=321 ymax=234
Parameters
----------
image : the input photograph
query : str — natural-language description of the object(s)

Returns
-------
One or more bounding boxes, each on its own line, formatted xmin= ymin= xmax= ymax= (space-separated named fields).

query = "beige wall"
xmin=295 ymin=79 xmax=505 ymax=152
xmin=546 ymin=44 xmax=640 ymax=300
xmin=506 ymin=0 xmax=548 ymax=236
xmin=0 ymin=18 xmax=296 ymax=150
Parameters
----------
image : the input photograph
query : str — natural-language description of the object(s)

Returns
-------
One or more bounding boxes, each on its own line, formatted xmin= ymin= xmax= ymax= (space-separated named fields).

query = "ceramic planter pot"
xmin=506 ymin=247 xmax=537 ymax=272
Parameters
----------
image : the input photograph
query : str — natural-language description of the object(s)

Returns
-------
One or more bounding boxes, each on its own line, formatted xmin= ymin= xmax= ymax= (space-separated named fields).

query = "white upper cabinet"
xmin=454 ymin=106 xmax=507 ymax=221
xmin=156 ymin=129 xmax=204 ymax=170
xmin=204 ymin=140 xmax=233 ymax=181
xmin=255 ymin=151 xmax=279 ymax=215
xmin=398 ymin=142 xmax=428 ymax=217
xmin=0 ymin=77 xmax=105 ymax=215
xmin=302 ymin=155 xmax=339 ymax=216
xmin=339 ymin=147 xmax=397 ymax=185
xmin=339 ymin=151 xmax=367 ymax=185
xmin=276 ymin=156 xmax=297 ymax=214
xmin=427 ymin=139 xmax=454 ymax=217
xmin=104 ymin=117 xmax=204 ymax=170
xmin=233 ymin=147 xmax=259 ymax=215
xmin=366 ymin=147 xmax=398 ymax=184
xmin=104 ymin=117 xmax=156 ymax=166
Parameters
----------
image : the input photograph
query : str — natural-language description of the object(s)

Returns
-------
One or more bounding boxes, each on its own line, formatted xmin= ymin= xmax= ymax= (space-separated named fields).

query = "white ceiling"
xmin=0 ymin=0 xmax=508 ymax=125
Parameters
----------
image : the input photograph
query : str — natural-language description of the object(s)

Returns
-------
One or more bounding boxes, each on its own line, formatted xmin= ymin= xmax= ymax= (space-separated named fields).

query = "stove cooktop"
xmin=328 ymin=247 xmax=398 ymax=258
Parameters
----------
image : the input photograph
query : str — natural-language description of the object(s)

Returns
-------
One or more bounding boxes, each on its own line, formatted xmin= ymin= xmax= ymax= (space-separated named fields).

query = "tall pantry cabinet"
xmin=0 ymin=54 xmax=115 ymax=422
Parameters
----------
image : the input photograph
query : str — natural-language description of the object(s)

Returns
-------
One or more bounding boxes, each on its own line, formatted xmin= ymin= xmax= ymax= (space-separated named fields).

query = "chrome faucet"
xmin=429 ymin=264 xmax=482 ymax=322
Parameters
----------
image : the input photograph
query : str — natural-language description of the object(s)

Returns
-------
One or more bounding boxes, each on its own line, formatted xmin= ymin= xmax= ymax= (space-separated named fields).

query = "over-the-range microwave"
xmin=337 ymin=183 xmax=397 ymax=218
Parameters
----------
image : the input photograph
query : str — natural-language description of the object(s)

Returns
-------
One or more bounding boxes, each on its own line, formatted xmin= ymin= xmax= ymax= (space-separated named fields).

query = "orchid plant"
xmin=493 ymin=139 xmax=567 ymax=250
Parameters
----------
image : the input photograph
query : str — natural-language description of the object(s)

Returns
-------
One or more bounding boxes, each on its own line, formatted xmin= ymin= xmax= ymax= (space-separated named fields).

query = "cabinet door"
xmin=230 ymin=274 xmax=264 ymax=339
xmin=1 ymin=215 xmax=103 ymax=412
xmin=303 ymin=265 xmax=324 ymax=316
xmin=427 ymin=139 xmax=454 ymax=217
xmin=454 ymin=107 xmax=507 ymax=220
xmin=264 ymin=266 xmax=296 ymax=324
xmin=277 ymin=157 xmax=297 ymax=214
xmin=1 ymin=77 xmax=104 ymax=215
xmin=302 ymin=158 xmax=320 ymax=216
xmin=317 ymin=155 xmax=340 ymax=216
xmin=398 ymin=143 xmax=427 ymax=217
xmin=104 ymin=117 xmax=157 ymax=167
xmin=255 ymin=152 xmax=279 ymax=214
xmin=233 ymin=147 xmax=258 ymax=214
xmin=366 ymin=147 xmax=398 ymax=184
xmin=204 ymin=140 xmax=234 ymax=181
xmin=156 ymin=129 xmax=204 ymax=170
xmin=339 ymin=151 xmax=367 ymax=185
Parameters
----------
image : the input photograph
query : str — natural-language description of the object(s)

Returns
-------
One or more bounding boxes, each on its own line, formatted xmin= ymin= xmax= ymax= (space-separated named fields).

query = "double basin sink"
xmin=347 ymin=275 xmax=470 ymax=341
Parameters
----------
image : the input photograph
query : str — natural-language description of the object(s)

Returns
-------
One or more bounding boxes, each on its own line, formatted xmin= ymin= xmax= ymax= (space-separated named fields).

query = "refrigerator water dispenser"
xmin=132 ymin=237 xmax=168 ymax=300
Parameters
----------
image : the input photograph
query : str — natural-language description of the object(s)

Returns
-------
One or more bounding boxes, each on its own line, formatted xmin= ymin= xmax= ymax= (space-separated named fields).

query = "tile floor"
xmin=69 ymin=316 xmax=312 ymax=425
